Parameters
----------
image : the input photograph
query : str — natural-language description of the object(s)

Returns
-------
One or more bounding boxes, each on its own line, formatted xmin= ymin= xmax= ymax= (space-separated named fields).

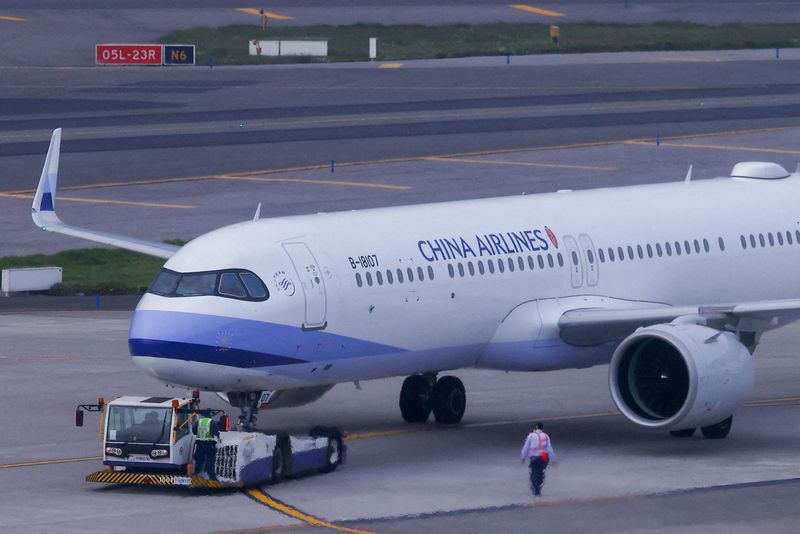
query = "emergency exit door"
xmin=578 ymin=234 xmax=599 ymax=287
xmin=282 ymin=242 xmax=327 ymax=330
xmin=562 ymin=235 xmax=584 ymax=288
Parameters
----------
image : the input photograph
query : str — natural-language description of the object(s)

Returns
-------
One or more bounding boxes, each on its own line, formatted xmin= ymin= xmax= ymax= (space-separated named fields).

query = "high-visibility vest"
xmin=196 ymin=418 xmax=214 ymax=441
xmin=530 ymin=431 xmax=550 ymax=457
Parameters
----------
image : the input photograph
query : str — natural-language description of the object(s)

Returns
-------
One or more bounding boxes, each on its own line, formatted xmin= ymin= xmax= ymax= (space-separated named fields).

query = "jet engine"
xmin=609 ymin=322 xmax=753 ymax=431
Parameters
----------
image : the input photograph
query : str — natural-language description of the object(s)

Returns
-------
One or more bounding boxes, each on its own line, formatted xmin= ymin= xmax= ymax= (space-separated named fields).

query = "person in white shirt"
xmin=520 ymin=422 xmax=556 ymax=497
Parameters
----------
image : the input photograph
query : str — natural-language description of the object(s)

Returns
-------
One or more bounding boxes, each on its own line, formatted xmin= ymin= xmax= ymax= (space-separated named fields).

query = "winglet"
xmin=31 ymin=128 xmax=63 ymax=230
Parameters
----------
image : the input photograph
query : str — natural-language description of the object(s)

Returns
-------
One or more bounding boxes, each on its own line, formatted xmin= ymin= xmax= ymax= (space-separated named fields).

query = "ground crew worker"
xmin=520 ymin=422 xmax=556 ymax=497
xmin=192 ymin=416 xmax=220 ymax=479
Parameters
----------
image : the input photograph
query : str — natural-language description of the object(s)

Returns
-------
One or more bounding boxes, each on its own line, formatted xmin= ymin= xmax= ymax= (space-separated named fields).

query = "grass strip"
xmin=0 ymin=248 xmax=166 ymax=295
xmin=161 ymin=22 xmax=800 ymax=65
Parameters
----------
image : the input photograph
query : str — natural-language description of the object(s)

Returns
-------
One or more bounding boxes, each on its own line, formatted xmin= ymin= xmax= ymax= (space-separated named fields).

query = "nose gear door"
xmin=282 ymin=242 xmax=327 ymax=330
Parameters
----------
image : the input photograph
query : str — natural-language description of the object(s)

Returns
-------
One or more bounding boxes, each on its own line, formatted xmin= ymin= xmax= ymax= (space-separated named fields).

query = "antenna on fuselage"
xmin=684 ymin=164 xmax=693 ymax=183
xmin=253 ymin=203 xmax=262 ymax=221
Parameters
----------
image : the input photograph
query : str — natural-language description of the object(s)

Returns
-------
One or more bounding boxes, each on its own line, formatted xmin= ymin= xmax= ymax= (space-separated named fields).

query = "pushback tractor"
xmin=75 ymin=395 xmax=345 ymax=489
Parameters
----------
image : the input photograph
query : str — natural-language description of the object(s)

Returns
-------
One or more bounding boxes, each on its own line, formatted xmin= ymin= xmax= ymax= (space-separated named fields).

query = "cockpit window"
xmin=239 ymin=272 xmax=267 ymax=298
xmin=148 ymin=269 xmax=269 ymax=301
xmin=219 ymin=272 xmax=247 ymax=298
xmin=176 ymin=273 xmax=217 ymax=296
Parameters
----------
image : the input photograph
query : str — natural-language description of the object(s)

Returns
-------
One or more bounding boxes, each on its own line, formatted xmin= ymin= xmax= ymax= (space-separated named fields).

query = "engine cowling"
xmin=609 ymin=322 xmax=753 ymax=431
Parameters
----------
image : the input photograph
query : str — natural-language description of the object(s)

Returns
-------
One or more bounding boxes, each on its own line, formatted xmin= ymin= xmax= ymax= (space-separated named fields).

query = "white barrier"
xmin=249 ymin=40 xmax=328 ymax=57
xmin=2 ymin=267 xmax=62 ymax=294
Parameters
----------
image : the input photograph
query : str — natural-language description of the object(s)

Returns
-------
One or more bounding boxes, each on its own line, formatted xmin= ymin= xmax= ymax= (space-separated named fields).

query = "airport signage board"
xmin=163 ymin=45 xmax=195 ymax=66
xmin=96 ymin=44 xmax=163 ymax=65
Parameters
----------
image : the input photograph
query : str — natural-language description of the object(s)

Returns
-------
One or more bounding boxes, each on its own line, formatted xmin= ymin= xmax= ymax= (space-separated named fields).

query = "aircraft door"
xmin=562 ymin=235 xmax=584 ymax=288
xmin=282 ymin=242 xmax=327 ymax=330
xmin=578 ymin=233 xmax=599 ymax=287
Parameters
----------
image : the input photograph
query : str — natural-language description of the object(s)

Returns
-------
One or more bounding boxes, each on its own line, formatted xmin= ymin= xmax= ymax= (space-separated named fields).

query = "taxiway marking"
xmin=625 ymin=139 xmax=800 ymax=155
xmin=509 ymin=4 xmax=565 ymax=17
xmin=0 ymin=192 xmax=196 ymax=209
xmin=237 ymin=8 xmax=293 ymax=20
xmin=424 ymin=156 xmax=617 ymax=171
xmin=214 ymin=175 xmax=412 ymax=190
xmin=0 ymin=456 xmax=100 ymax=469
xmin=245 ymin=488 xmax=377 ymax=534
xmin=0 ymin=15 xmax=25 ymax=22
xmin=378 ymin=63 xmax=403 ymax=69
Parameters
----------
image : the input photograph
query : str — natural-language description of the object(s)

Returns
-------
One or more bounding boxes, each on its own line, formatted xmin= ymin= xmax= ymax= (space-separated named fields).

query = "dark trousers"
xmin=194 ymin=441 xmax=217 ymax=479
xmin=528 ymin=457 xmax=549 ymax=496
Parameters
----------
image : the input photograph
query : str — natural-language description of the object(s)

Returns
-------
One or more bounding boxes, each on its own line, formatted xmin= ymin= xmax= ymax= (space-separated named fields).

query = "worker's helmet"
xmin=533 ymin=422 xmax=544 ymax=431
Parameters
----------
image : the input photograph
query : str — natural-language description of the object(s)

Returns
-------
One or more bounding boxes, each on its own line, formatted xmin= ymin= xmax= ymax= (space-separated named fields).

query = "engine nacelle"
xmin=609 ymin=322 xmax=753 ymax=431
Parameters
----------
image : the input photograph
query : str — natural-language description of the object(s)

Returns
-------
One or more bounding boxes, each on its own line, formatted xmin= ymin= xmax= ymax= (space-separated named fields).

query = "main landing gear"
xmin=399 ymin=373 xmax=466 ymax=424
xmin=226 ymin=391 xmax=261 ymax=431
xmin=669 ymin=416 xmax=734 ymax=439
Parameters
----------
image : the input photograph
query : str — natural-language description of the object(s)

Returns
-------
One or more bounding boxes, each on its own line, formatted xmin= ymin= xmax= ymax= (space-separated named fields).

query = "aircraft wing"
xmin=31 ymin=129 xmax=179 ymax=259
xmin=558 ymin=299 xmax=800 ymax=346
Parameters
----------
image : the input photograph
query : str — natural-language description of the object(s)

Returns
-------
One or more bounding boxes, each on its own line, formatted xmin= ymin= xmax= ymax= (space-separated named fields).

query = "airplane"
xmin=32 ymin=128 xmax=800 ymax=438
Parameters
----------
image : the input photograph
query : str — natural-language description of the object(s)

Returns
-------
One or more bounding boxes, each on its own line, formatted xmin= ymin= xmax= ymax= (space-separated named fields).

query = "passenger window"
xmin=488 ymin=260 xmax=496 ymax=274
xmin=768 ymin=233 xmax=775 ymax=247
xmin=417 ymin=266 xmax=425 ymax=281
xmin=609 ymin=248 xmax=615 ymax=262
xmin=665 ymin=242 xmax=672 ymax=256
xmin=468 ymin=262 xmax=475 ymax=276
xmin=457 ymin=263 xmax=465 ymax=277
xmin=219 ymin=272 xmax=247 ymax=298
xmin=547 ymin=254 xmax=554 ymax=268
xmin=176 ymin=273 xmax=217 ymax=297
xmin=366 ymin=272 xmax=373 ymax=286
xmin=587 ymin=249 xmax=595 ymax=264
xmin=627 ymin=246 xmax=634 ymax=260
xmin=598 ymin=248 xmax=606 ymax=263
xmin=674 ymin=242 xmax=681 ymax=256
xmin=397 ymin=268 xmax=404 ymax=283
xmin=507 ymin=258 xmax=515 ymax=272
xmin=718 ymin=237 xmax=726 ymax=251
xmin=376 ymin=271 xmax=383 ymax=285
xmin=386 ymin=269 xmax=394 ymax=284
xmin=498 ymin=260 xmax=505 ymax=273
xmin=740 ymin=235 xmax=747 ymax=249
xmin=239 ymin=272 xmax=268 ymax=299
xmin=750 ymin=235 xmax=756 ymax=248
xmin=407 ymin=268 xmax=414 ymax=282
xmin=479 ymin=261 xmax=486 ymax=275
xmin=557 ymin=253 xmax=564 ymax=267
xmin=571 ymin=251 xmax=579 ymax=265
xmin=448 ymin=264 xmax=455 ymax=278
xmin=656 ymin=243 xmax=663 ymax=257
xmin=518 ymin=257 xmax=525 ymax=271
xmin=646 ymin=244 xmax=653 ymax=258
xmin=703 ymin=239 xmax=710 ymax=252
xmin=759 ymin=234 xmax=766 ymax=247
xmin=684 ymin=241 xmax=691 ymax=254
xmin=788 ymin=231 xmax=794 ymax=245
xmin=778 ymin=232 xmax=784 ymax=246
xmin=527 ymin=256 xmax=535 ymax=270
xmin=693 ymin=240 xmax=700 ymax=254
xmin=617 ymin=247 xmax=624 ymax=261
xmin=636 ymin=245 xmax=643 ymax=259
xmin=427 ymin=266 xmax=434 ymax=280
xmin=795 ymin=230 xmax=800 ymax=243
xmin=355 ymin=273 xmax=363 ymax=287
xmin=537 ymin=256 xmax=545 ymax=269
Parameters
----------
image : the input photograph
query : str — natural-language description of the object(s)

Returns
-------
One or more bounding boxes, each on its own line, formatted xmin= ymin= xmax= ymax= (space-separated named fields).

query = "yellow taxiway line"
xmin=0 ymin=192 xmax=196 ymax=209
xmin=245 ymin=489 xmax=377 ymax=534
xmin=0 ymin=456 xmax=101 ymax=469
xmin=378 ymin=63 xmax=403 ymax=69
xmin=213 ymin=175 xmax=411 ymax=190
xmin=424 ymin=156 xmax=617 ymax=171
xmin=509 ymin=4 xmax=565 ymax=17
xmin=237 ymin=8 xmax=293 ymax=20
xmin=0 ymin=15 xmax=26 ymax=22
xmin=625 ymin=139 xmax=800 ymax=156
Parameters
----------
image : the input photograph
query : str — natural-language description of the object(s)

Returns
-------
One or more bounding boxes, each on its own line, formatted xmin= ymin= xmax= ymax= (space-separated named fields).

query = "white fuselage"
xmin=130 ymin=172 xmax=800 ymax=392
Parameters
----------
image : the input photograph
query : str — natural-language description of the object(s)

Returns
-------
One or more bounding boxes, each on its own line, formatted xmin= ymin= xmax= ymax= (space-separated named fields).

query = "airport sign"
xmin=163 ymin=45 xmax=196 ymax=66
xmin=96 ymin=44 xmax=163 ymax=65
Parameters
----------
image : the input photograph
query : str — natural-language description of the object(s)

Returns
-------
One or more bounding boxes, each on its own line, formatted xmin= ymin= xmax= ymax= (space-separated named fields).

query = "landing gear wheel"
xmin=310 ymin=426 xmax=343 ymax=473
xmin=271 ymin=438 xmax=290 ymax=483
xmin=432 ymin=376 xmax=466 ymax=425
xmin=669 ymin=428 xmax=696 ymax=438
xmin=399 ymin=375 xmax=433 ymax=423
xmin=701 ymin=416 xmax=733 ymax=439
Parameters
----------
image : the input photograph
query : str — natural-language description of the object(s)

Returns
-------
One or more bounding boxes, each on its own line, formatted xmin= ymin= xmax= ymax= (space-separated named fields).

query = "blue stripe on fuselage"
xmin=128 ymin=310 xmax=405 ymax=368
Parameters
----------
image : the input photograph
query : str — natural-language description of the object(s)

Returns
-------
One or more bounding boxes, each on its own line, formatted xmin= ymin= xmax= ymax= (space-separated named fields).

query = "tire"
xmin=399 ymin=375 xmax=433 ymax=423
xmin=432 ymin=376 xmax=466 ymax=425
xmin=320 ymin=437 xmax=343 ymax=473
xmin=271 ymin=438 xmax=290 ymax=483
xmin=701 ymin=416 xmax=733 ymax=439
xmin=669 ymin=428 xmax=696 ymax=438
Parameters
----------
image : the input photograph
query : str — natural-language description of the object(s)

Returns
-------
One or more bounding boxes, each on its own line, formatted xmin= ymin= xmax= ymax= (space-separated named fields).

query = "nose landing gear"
xmin=226 ymin=391 xmax=261 ymax=431
xmin=399 ymin=373 xmax=466 ymax=424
